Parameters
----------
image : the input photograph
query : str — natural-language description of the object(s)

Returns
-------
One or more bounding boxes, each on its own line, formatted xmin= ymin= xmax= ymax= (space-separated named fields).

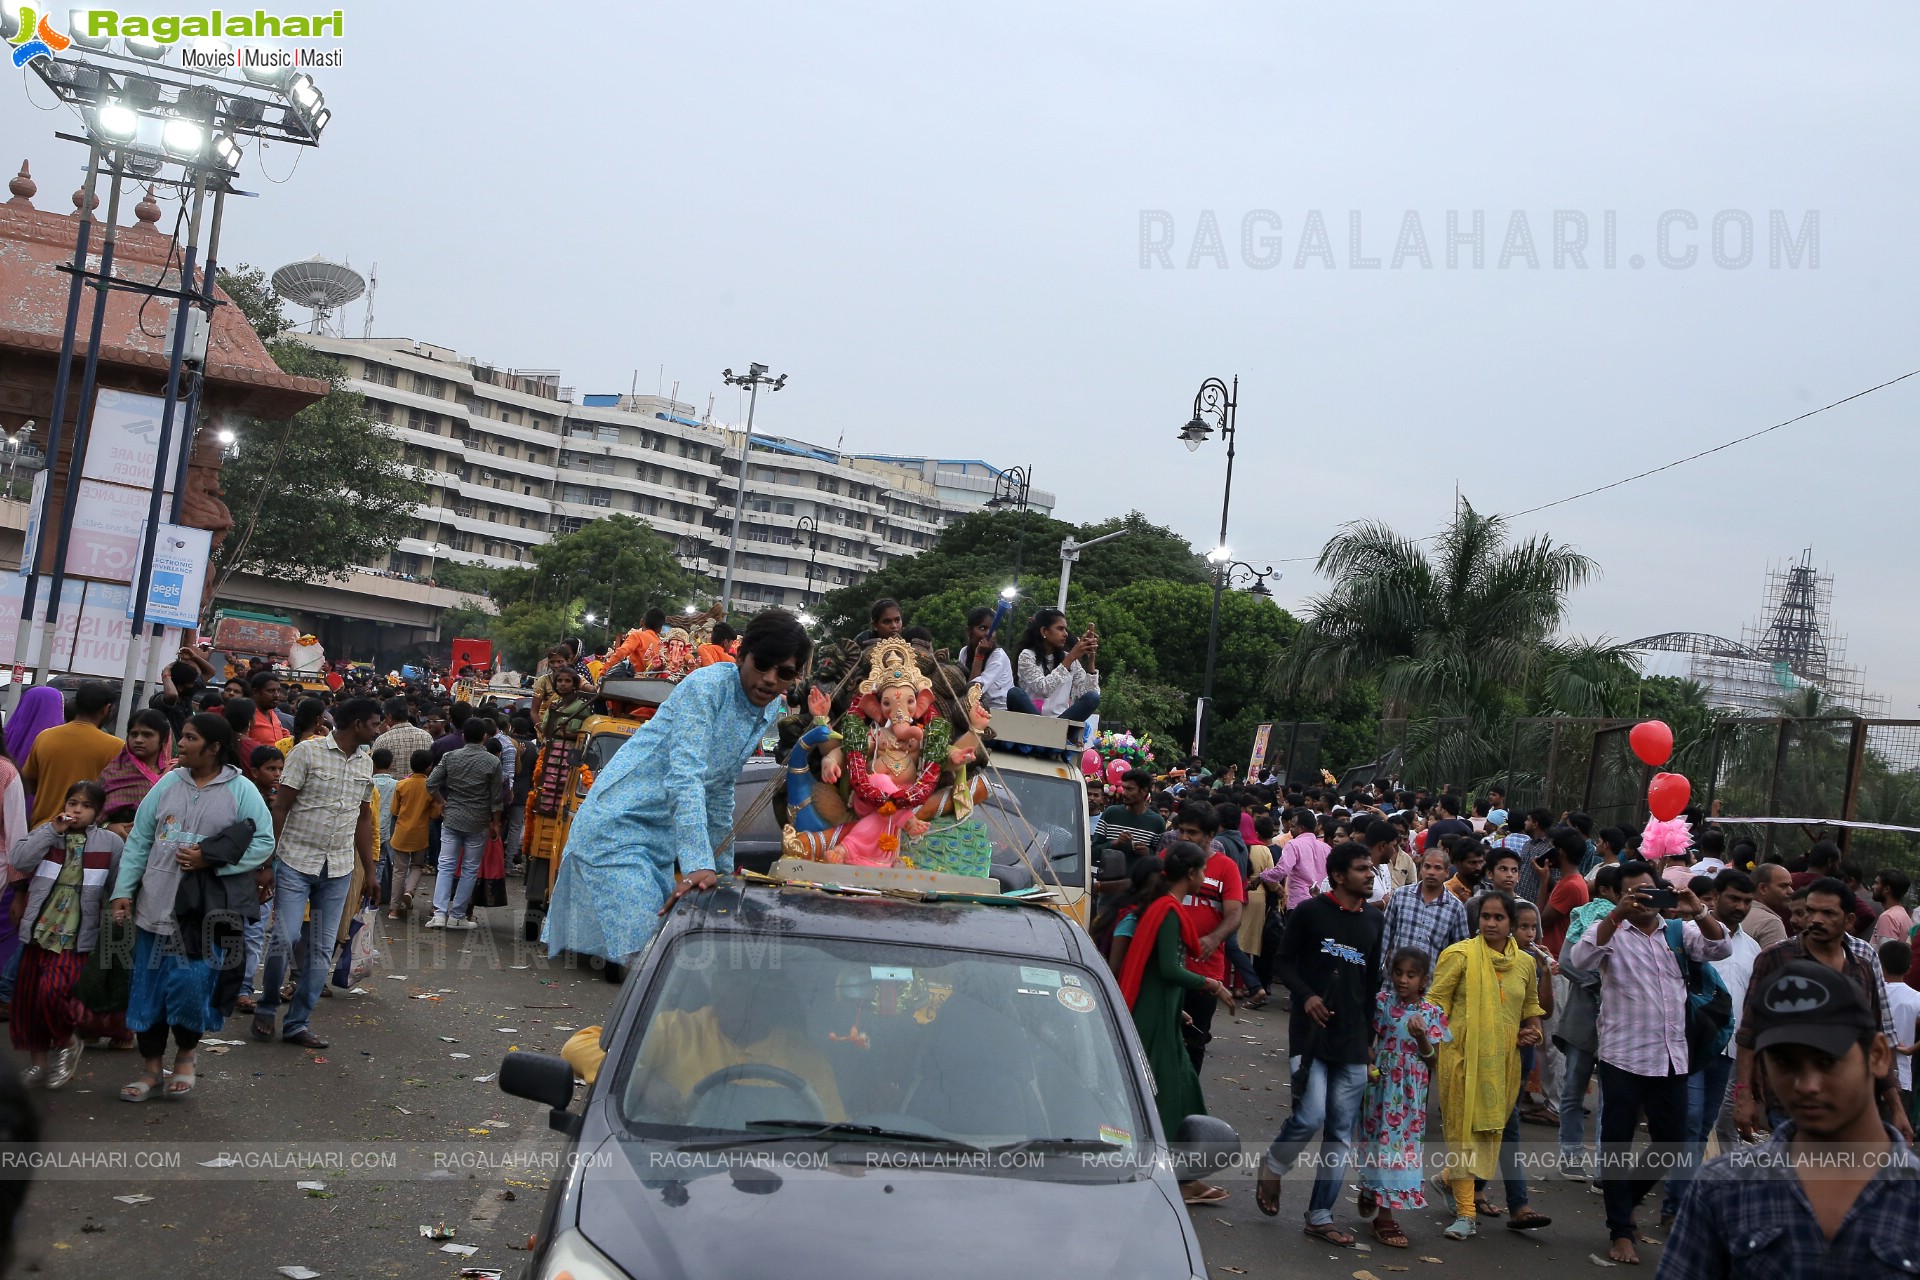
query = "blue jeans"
xmin=0 ymin=944 xmax=20 ymax=1005
xmin=1661 ymin=1054 xmax=1733 ymax=1216
xmin=238 ymin=907 xmax=270 ymax=1000
xmin=1559 ymin=1042 xmax=1602 ymax=1162
xmin=1006 ymin=688 xmax=1101 ymax=722
xmin=254 ymin=861 xmax=354 ymax=1038
xmin=433 ymin=826 xmax=486 ymax=916
xmin=1223 ymin=937 xmax=1263 ymax=995
xmin=1265 ymin=1057 xmax=1367 ymax=1226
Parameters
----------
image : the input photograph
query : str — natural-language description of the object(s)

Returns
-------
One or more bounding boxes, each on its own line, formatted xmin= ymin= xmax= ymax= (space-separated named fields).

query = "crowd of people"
xmin=1087 ymin=772 xmax=1920 ymax=1268
xmin=0 ymin=594 xmax=1915 ymax=1274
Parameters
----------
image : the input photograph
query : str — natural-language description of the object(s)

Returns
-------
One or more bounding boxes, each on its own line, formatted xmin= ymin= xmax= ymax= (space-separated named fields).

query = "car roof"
xmin=661 ymin=880 xmax=1088 ymax=964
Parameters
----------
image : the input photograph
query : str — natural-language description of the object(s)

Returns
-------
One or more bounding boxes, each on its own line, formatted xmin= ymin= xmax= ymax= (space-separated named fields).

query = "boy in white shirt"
xmin=1878 ymin=938 xmax=1919 ymax=1117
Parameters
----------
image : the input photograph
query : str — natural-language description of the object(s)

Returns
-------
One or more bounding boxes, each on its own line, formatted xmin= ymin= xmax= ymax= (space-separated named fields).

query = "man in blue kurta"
xmin=543 ymin=610 xmax=811 ymax=964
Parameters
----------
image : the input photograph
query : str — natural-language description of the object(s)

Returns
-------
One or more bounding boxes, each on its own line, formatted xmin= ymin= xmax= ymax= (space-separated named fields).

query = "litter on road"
xmin=472 ymin=1073 xmax=496 ymax=1083
xmin=277 ymin=1268 xmax=321 ymax=1279
xmin=441 ymin=1243 xmax=479 ymax=1256
xmin=296 ymin=1181 xmax=326 ymax=1192
xmin=112 ymin=1194 xmax=154 ymax=1206
xmin=419 ymin=1224 xmax=456 ymax=1240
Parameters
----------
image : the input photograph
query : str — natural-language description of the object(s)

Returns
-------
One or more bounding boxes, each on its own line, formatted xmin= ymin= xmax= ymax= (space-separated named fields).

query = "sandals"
xmin=1302 ymin=1223 xmax=1357 ymax=1247
xmin=165 ymin=1054 xmax=196 ymax=1097
xmin=1244 ymin=991 xmax=1270 ymax=1009
xmin=1506 ymin=1208 xmax=1552 ymax=1231
xmin=1372 ymin=1218 xmax=1410 ymax=1248
xmin=1180 ymin=1183 xmax=1230 ymax=1205
xmin=1255 ymin=1164 xmax=1282 ymax=1217
xmin=1356 ymin=1189 xmax=1378 ymax=1217
xmin=1444 ymin=1216 xmax=1477 ymax=1240
xmin=1475 ymin=1195 xmax=1504 ymax=1218
xmin=120 ymin=1072 xmax=162 ymax=1102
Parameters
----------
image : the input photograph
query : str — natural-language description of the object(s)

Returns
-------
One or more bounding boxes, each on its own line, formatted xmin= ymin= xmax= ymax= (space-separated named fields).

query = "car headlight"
xmin=537 ymin=1228 xmax=632 ymax=1280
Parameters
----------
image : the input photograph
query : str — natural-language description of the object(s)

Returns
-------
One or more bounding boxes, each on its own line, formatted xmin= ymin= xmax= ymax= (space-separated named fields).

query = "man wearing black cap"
xmin=1655 ymin=961 xmax=1920 ymax=1278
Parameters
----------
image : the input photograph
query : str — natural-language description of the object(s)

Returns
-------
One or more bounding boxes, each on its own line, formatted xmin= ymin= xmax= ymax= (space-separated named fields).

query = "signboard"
xmin=1249 ymin=722 xmax=1273 ymax=775
xmin=126 ymin=523 xmax=211 ymax=630
xmin=82 ymin=389 xmax=181 ymax=493
xmin=210 ymin=613 xmax=298 ymax=658
xmin=0 ymin=579 xmax=134 ymax=679
xmin=68 ymin=479 xmax=166 ymax=583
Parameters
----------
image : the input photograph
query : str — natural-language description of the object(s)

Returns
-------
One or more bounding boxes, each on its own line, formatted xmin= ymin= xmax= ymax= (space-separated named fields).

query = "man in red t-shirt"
xmin=1540 ymin=826 xmax=1590 ymax=956
xmin=1167 ymin=802 xmax=1244 ymax=1071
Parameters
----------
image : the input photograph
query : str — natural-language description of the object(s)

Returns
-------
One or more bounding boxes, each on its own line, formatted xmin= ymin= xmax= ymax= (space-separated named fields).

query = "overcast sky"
xmin=7 ymin=2 xmax=1916 ymax=711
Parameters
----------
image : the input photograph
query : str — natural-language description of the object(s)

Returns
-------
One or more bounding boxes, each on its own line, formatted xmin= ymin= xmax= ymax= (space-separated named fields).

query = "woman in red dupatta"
xmin=98 ymin=711 xmax=172 ymax=840
xmin=1115 ymin=842 xmax=1236 ymax=1205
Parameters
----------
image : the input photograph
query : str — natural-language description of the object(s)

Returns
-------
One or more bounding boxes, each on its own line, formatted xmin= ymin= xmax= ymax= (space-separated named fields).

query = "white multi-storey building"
xmin=294 ymin=334 xmax=1055 ymax=610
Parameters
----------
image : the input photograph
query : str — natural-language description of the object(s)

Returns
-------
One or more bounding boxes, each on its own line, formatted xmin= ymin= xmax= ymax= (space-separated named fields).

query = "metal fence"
xmin=1376 ymin=717 xmax=1476 ymax=795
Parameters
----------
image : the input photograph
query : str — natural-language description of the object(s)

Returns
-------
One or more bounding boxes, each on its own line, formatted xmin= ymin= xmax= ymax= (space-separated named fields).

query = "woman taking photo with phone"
xmin=1008 ymin=607 xmax=1100 ymax=721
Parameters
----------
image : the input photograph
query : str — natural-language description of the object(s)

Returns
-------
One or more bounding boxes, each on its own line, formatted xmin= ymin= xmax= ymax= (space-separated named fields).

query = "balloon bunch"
xmin=1080 ymin=729 xmax=1157 ymax=792
xmin=1630 ymin=718 xmax=1693 ymax=827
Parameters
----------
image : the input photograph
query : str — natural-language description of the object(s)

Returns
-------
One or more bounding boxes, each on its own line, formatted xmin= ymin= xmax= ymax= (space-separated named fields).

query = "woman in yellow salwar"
xmin=1426 ymin=889 xmax=1546 ymax=1241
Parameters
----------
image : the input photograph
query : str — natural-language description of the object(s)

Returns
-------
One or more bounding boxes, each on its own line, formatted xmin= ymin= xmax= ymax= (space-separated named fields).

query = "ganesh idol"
xmin=781 ymin=637 xmax=997 ymax=877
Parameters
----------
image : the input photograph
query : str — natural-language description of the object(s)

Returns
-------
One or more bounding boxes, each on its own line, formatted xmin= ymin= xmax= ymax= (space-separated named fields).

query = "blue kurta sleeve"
xmin=646 ymin=671 xmax=730 ymax=874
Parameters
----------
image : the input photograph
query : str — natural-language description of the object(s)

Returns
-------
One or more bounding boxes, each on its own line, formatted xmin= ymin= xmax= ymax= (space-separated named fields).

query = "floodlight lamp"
xmin=162 ymin=117 xmax=206 ymax=158
xmin=45 ymin=61 xmax=103 ymax=94
xmin=211 ymin=133 xmax=242 ymax=170
xmin=0 ymin=5 xmax=21 ymax=41
xmin=216 ymin=429 xmax=236 ymax=445
xmin=125 ymin=151 xmax=163 ymax=178
xmin=92 ymin=101 xmax=139 ymax=142
xmin=1179 ymin=414 xmax=1212 ymax=451
xmin=286 ymin=73 xmax=321 ymax=112
xmin=797 ymin=612 xmax=817 ymax=629
xmin=123 ymin=35 xmax=166 ymax=60
xmin=1206 ymin=545 xmax=1232 ymax=564
xmin=309 ymin=106 xmax=330 ymax=136
xmin=242 ymin=61 xmax=290 ymax=87
xmin=67 ymin=9 xmax=110 ymax=48
xmin=118 ymin=73 xmax=162 ymax=107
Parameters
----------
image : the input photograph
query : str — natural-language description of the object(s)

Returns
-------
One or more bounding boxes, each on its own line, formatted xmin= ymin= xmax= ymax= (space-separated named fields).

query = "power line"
xmin=1273 ymin=367 xmax=1920 ymax=565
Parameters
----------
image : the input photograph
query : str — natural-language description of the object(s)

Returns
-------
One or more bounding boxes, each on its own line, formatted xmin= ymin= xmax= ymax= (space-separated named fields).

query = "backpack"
xmin=1663 ymin=919 xmax=1734 ymax=1070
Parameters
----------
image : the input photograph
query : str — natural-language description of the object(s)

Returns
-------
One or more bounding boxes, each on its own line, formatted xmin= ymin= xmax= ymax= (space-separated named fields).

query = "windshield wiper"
xmin=988 ymin=1137 xmax=1123 ymax=1156
xmin=677 ymin=1120 xmax=984 ymax=1154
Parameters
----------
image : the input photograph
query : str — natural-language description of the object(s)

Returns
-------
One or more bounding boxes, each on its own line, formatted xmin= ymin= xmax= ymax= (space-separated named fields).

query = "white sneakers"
xmin=424 ymin=912 xmax=477 ymax=930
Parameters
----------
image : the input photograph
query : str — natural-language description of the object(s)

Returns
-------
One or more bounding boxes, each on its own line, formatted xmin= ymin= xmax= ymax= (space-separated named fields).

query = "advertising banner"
xmin=126 ymin=523 xmax=212 ymax=630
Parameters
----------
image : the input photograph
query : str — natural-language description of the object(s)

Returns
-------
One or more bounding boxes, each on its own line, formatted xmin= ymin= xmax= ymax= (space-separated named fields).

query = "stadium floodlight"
xmin=161 ymin=117 xmax=206 ymax=159
xmin=211 ymin=133 xmax=242 ymax=170
xmin=91 ymin=100 xmax=140 ymax=142
xmin=123 ymin=34 xmax=166 ymax=60
xmin=66 ymin=8 xmax=109 ymax=48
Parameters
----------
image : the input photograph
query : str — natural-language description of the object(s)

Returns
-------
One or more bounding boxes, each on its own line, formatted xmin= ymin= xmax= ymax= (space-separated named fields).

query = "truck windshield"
xmin=976 ymin=768 xmax=1086 ymax=884
xmin=616 ymin=934 xmax=1147 ymax=1168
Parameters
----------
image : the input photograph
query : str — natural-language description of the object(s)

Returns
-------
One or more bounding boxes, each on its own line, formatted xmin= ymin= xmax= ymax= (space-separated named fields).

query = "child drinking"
xmin=8 ymin=781 xmax=123 ymax=1088
xmin=1356 ymin=946 xmax=1449 ymax=1248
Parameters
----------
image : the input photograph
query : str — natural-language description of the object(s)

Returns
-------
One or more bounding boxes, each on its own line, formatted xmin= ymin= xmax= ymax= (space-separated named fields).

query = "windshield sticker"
xmin=1056 ymin=987 xmax=1095 ymax=1014
xmin=1019 ymin=966 xmax=1062 ymax=987
xmin=870 ymin=966 xmax=914 ymax=982
xmin=1061 ymin=974 xmax=1084 ymax=988
xmin=1099 ymin=1125 xmax=1134 ymax=1147
xmin=1015 ymin=988 xmax=1051 ymax=996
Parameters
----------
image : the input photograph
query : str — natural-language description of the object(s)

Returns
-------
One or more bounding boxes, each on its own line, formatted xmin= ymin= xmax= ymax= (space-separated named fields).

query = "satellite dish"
xmin=271 ymin=256 xmax=366 ymax=335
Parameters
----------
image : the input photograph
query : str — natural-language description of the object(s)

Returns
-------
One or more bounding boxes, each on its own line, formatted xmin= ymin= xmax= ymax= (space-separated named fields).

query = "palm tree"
xmin=1274 ymin=500 xmax=1598 ymax=720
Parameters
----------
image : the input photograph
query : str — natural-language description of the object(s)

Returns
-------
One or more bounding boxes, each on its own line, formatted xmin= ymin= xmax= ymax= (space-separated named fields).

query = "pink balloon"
xmin=1081 ymin=748 xmax=1102 ymax=777
xmin=1105 ymin=758 xmax=1128 ymax=784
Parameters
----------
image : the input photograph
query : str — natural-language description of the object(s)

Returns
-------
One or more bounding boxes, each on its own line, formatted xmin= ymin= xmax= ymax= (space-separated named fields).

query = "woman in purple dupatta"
xmin=0 ymin=685 xmax=63 ymax=1005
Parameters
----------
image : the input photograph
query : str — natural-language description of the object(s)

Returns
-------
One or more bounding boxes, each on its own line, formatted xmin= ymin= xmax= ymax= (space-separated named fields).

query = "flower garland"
xmin=847 ymin=752 xmax=942 ymax=811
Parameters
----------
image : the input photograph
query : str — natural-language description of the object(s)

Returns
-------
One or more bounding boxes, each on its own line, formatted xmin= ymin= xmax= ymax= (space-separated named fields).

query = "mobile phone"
xmin=1644 ymin=887 xmax=1679 ymax=910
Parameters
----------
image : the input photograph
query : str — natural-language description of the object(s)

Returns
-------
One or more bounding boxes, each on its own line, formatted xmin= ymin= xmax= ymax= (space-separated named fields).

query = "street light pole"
xmin=1056 ymin=527 xmax=1131 ymax=611
xmin=794 ymin=514 xmax=819 ymax=603
xmin=1178 ymin=376 xmax=1240 ymax=761
xmin=719 ymin=363 xmax=786 ymax=614
xmin=985 ymin=465 xmax=1033 ymax=591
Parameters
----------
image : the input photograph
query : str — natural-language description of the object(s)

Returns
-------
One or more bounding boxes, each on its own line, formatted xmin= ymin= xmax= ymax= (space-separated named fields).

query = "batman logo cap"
xmin=1749 ymin=959 xmax=1878 ymax=1059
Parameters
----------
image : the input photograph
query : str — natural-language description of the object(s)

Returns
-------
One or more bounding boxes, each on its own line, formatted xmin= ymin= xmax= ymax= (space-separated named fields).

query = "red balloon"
xmin=1080 ymin=748 xmax=1102 ymax=777
xmin=1629 ymin=720 xmax=1674 ymax=767
xmin=1105 ymin=758 xmax=1129 ymax=785
xmin=1647 ymin=772 xmax=1691 ymax=822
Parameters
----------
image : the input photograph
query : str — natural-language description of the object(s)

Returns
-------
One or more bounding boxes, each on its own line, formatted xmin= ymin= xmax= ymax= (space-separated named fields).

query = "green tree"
xmin=454 ymin=515 xmax=702 ymax=669
xmin=207 ymin=266 xmax=429 ymax=608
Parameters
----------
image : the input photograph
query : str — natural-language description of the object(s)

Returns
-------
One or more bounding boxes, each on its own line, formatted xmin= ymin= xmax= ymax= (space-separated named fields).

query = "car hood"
xmin=569 ymin=1137 xmax=1196 ymax=1280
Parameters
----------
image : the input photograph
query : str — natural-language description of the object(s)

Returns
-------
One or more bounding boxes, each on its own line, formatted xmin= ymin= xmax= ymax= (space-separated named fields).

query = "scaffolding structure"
xmin=1630 ymin=550 xmax=1886 ymax=716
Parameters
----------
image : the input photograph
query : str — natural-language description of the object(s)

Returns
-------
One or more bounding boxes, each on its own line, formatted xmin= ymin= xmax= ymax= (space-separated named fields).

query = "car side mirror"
xmin=1171 ymin=1114 xmax=1239 ymax=1183
xmin=500 ymin=1051 xmax=580 ymax=1136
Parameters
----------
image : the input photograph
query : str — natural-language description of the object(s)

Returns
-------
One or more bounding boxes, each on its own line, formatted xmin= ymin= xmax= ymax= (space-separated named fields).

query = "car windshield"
xmin=615 ymin=933 xmax=1147 ymax=1168
xmin=976 ymin=767 xmax=1086 ymax=883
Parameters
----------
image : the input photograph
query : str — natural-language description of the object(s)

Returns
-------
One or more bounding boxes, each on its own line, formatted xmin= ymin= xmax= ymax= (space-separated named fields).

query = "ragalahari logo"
xmin=10 ymin=8 xmax=74 ymax=69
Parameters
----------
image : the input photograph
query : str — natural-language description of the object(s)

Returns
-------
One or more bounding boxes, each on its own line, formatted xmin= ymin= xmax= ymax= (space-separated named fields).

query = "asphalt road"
xmin=5 ymin=891 xmax=1681 ymax=1280
xmin=1189 ymin=997 xmax=1675 ymax=1278
xmin=8 ymin=885 xmax=592 ymax=1280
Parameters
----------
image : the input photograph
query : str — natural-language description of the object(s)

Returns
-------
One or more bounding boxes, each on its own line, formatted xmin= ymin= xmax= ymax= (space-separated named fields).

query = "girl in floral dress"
xmin=1356 ymin=946 xmax=1449 ymax=1248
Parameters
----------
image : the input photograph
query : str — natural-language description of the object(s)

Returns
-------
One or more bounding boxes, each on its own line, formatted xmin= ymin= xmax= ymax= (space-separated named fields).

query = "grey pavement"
xmin=8 ymin=888 xmax=599 ymax=1278
xmin=1190 ymin=998 xmax=1679 ymax=1276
